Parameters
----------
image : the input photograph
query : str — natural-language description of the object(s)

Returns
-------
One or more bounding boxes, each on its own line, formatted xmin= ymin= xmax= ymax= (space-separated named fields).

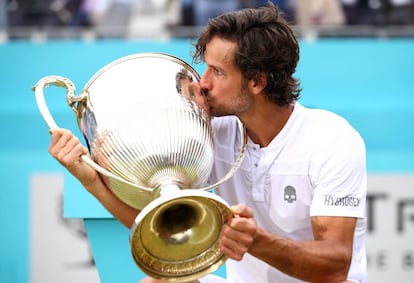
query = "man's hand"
xmin=49 ymin=128 xmax=99 ymax=190
xmin=220 ymin=203 xmax=257 ymax=261
xmin=49 ymin=128 xmax=140 ymax=228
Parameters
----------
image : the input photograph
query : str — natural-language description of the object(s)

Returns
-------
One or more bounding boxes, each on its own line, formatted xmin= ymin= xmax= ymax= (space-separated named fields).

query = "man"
xmin=49 ymin=2 xmax=367 ymax=283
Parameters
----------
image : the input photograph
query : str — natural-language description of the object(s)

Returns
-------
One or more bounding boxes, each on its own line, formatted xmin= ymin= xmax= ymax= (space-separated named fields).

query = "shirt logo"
xmin=324 ymin=194 xmax=361 ymax=207
xmin=284 ymin=185 xmax=297 ymax=203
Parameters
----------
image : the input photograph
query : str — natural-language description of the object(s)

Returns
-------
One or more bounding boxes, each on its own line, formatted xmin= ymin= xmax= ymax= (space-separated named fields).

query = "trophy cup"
xmin=33 ymin=53 xmax=247 ymax=282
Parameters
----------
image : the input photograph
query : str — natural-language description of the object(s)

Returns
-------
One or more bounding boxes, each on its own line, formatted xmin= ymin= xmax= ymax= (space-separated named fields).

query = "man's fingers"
xmin=49 ymin=128 xmax=85 ymax=165
xmin=231 ymin=204 xmax=254 ymax=218
xmin=220 ymin=223 xmax=250 ymax=261
xmin=220 ymin=211 xmax=258 ymax=261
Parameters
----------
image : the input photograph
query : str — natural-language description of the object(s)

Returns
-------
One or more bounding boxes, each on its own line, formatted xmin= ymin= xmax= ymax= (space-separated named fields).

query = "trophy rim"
xmin=83 ymin=52 xmax=200 ymax=92
xmin=130 ymin=189 xmax=231 ymax=233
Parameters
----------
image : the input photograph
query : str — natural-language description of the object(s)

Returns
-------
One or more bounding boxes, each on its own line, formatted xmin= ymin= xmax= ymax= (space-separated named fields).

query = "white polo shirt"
xmin=210 ymin=102 xmax=367 ymax=283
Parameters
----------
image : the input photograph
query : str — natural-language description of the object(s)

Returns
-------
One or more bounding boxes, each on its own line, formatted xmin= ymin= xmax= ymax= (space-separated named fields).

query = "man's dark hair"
xmin=193 ymin=2 xmax=301 ymax=106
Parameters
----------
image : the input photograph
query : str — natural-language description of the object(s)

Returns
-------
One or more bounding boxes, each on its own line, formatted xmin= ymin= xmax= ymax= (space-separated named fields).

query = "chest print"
xmin=284 ymin=185 xmax=297 ymax=203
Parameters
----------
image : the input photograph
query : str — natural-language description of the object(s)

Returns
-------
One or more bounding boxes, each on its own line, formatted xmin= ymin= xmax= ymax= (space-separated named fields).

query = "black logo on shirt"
xmin=324 ymin=195 xmax=361 ymax=207
xmin=284 ymin=186 xmax=297 ymax=203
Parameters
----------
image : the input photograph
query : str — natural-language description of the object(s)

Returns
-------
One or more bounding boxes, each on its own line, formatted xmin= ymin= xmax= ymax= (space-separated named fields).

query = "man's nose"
xmin=200 ymin=72 xmax=210 ymax=91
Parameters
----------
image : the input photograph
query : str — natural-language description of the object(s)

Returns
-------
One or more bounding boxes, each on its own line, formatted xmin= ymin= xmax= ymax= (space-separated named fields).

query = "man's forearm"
xmin=85 ymin=177 xmax=140 ymax=228
xmin=248 ymin=228 xmax=351 ymax=283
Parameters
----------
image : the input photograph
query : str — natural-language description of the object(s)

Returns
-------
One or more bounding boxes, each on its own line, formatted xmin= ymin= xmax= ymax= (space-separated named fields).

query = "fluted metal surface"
xmin=78 ymin=53 xmax=213 ymax=209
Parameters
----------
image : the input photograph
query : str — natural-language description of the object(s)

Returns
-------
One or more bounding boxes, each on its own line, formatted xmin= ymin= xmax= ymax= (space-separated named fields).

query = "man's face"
xmin=200 ymin=36 xmax=253 ymax=117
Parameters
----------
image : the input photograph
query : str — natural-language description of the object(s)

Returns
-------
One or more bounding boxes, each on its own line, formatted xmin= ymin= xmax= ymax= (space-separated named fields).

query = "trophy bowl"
xmin=33 ymin=53 xmax=247 ymax=282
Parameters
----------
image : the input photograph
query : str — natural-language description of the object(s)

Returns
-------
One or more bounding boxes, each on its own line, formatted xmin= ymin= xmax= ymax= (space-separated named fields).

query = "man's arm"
xmin=49 ymin=128 xmax=140 ymax=228
xmin=220 ymin=204 xmax=356 ymax=283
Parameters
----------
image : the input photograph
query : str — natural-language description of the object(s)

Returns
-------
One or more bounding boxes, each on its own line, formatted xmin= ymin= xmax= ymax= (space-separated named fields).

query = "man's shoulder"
xmin=300 ymin=105 xmax=358 ymax=135
xmin=294 ymin=104 xmax=365 ymax=149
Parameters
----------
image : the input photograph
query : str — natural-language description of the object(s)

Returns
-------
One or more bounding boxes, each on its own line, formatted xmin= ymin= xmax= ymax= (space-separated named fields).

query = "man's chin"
xmin=211 ymin=112 xmax=232 ymax=118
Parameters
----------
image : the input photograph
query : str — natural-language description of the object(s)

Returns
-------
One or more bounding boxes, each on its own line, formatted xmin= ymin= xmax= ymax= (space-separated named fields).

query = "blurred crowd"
xmin=1 ymin=0 xmax=414 ymax=37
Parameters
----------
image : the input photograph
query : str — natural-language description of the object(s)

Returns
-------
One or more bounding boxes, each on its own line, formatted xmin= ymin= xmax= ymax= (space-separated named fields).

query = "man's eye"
xmin=214 ymin=68 xmax=223 ymax=76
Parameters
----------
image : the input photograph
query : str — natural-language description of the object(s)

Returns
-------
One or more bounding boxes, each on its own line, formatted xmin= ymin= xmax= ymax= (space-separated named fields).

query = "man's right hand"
xmin=49 ymin=128 xmax=99 ymax=190
xmin=49 ymin=128 xmax=140 ymax=228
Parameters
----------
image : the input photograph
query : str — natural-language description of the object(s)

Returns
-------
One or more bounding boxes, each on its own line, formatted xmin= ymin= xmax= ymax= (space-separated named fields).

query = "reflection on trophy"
xmin=33 ymin=53 xmax=247 ymax=282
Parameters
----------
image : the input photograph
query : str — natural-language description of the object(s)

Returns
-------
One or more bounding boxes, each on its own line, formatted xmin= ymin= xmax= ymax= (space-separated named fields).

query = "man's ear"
xmin=248 ymin=72 xmax=267 ymax=95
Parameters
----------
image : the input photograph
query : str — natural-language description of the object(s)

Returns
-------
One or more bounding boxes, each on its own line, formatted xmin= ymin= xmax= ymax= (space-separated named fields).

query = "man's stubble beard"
xmin=209 ymin=84 xmax=253 ymax=118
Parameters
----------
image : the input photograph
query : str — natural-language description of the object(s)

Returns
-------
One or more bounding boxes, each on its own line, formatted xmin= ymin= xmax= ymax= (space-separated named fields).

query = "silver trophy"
xmin=33 ymin=53 xmax=247 ymax=282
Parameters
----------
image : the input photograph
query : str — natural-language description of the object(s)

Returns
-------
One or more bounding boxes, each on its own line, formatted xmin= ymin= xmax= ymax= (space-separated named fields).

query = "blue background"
xmin=0 ymin=38 xmax=413 ymax=282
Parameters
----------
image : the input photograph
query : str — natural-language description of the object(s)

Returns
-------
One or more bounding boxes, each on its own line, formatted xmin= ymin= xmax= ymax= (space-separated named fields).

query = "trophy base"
xmin=130 ymin=189 xmax=232 ymax=282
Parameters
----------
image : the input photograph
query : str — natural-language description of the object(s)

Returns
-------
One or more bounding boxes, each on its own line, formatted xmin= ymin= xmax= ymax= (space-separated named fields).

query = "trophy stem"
xmin=157 ymin=183 xmax=182 ymax=197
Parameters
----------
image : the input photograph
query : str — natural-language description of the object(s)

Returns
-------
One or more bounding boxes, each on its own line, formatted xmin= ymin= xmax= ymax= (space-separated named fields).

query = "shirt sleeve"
xmin=310 ymin=126 xmax=367 ymax=218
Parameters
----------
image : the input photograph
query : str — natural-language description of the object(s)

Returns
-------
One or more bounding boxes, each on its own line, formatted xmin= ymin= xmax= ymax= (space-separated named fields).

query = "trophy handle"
xmin=33 ymin=76 xmax=73 ymax=129
xmin=32 ymin=75 xmax=155 ymax=193
xmin=33 ymin=75 xmax=89 ymax=128
xmin=200 ymin=119 xmax=248 ymax=192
